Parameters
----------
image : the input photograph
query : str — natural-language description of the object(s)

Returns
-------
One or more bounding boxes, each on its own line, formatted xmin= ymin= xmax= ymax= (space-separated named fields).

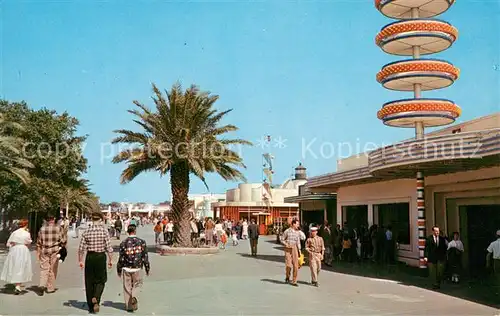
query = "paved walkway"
xmin=0 ymin=226 xmax=498 ymax=315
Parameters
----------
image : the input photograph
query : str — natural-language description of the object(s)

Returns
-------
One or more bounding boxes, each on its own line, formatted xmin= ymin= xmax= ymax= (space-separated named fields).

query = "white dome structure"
xmin=279 ymin=163 xmax=308 ymax=190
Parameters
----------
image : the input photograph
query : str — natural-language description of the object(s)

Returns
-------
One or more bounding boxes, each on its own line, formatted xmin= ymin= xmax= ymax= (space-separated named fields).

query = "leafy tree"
xmin=0 ymin=113 xmax=34 ymax=183
xmin=0 ymin=100 xmax=92 ymax=220
xmin=112 ymin=83 xmax=251 ymax=247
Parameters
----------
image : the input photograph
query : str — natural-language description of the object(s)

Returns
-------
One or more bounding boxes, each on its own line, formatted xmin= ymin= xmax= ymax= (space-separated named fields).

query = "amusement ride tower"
xmin=374 ymin=0 xmax=461 ymax=267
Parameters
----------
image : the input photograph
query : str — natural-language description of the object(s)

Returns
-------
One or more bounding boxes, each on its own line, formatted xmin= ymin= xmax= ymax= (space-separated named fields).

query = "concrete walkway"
xmin=0 ymin=225 xmax=498 ymax=315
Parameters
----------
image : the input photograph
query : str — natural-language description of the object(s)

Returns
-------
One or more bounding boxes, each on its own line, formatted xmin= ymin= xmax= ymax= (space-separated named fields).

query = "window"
xmin=342 ymin=205 xmax=368 ymax=229
xmin=374 ymin=203 xmax=410 ymax=245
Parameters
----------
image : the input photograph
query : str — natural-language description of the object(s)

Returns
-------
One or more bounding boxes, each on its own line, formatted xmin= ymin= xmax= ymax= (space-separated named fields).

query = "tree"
xmin=0 ymin=113 xmax=34 ymax=183
xmin=61 ymin=180 xmax=100 ymax=217
xmin=112 ymin=83 xmax=251 ymax=247
xmin=0 ymin=100 xmax=91 ymax=220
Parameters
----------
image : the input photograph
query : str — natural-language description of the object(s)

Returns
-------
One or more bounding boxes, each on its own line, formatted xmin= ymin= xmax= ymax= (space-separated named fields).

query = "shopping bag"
xmin=298 ymin=252 xmax=305 ymax=268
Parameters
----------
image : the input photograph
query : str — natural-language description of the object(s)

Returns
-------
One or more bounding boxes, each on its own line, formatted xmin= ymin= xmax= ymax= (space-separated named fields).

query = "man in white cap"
xmin=486 ymin=229 xmax=500 ymax=285
xmin=305 ymin=225 xmax=325 ymax=287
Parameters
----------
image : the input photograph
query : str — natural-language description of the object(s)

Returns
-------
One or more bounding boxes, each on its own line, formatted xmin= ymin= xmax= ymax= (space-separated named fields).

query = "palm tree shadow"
xmin=62 ymin=300 xmax=88 ymax=311
xmin=102 ymin=300 xmax=127 ymax=311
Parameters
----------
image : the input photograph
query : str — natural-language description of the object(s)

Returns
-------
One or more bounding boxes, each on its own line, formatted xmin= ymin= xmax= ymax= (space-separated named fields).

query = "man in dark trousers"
xmin=117 ymin=224 xmax=150 ymax=312
xmin=78 ymin=212 xmax=114 ymax=313
xmin=424 ymin=226 xmax=448 ymax=289
xmin=248 ymin=219 xmax=259 ymax=256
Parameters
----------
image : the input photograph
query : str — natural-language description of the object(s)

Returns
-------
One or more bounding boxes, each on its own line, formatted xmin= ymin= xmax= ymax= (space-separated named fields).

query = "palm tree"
xmin=0 ymin=113 xmax=33 ymax=183
xmin=112 ymin=83 xmax=251 ymax=247
xmin=61 ymin=180 xmax=100 ymax=218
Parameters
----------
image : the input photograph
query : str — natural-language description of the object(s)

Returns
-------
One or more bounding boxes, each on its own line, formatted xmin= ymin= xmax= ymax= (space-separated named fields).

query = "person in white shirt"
xmin=214 ymin=220 xmax=224 ymax=244
xmin=166 ymin=221 xmax=174 ymax=245
xmin=447 ymin=232 xmax=464 ymax=283
xmin=486 ymin=229 xmax=500 ymax=284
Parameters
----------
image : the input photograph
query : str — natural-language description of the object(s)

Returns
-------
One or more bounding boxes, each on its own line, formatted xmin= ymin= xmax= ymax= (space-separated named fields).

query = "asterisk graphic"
xmin=273 ymin=136 xmax=287 ymax=149
xmin=255 ymin=136 xmax=271 ymax=149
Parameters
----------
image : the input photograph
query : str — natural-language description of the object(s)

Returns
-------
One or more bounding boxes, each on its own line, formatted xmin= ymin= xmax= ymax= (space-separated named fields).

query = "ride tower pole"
xmin=375 ymin=0 xmax=461 ymax=268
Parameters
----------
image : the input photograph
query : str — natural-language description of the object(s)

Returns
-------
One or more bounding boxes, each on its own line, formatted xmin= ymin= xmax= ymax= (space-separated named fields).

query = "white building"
xmin=188 ymin=193 xmax=226 ymax=219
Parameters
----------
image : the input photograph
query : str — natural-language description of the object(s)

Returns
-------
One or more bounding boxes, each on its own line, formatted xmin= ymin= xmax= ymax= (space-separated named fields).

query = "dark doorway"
xmin=465 ymin=204 xmax=500 ymax=277
xmin=342 ymin=205 xmax=368 ymax=230
xmin=300 ymin=210 xmax=323 ymax=226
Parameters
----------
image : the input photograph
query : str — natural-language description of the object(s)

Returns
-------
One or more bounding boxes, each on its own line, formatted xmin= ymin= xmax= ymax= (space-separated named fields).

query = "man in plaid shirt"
xmin=282 ymin=219 xmax=306 ymax=286
xmin=36 ymin=215 xmax=65 ymax=296
xmin=78 ymin=212 xmax=114 ymax=314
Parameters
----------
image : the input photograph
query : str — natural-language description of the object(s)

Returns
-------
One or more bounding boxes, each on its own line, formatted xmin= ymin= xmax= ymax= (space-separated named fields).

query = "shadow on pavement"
xmin=245 ymin=252 xmax=500 ymax=309
xmin=0 ymin=284 xmax=28 ymax=295
xmin=261 ymin=278 xmax=314 ymax=287
xmin=102 ymin=300 xmax=127 ymax=311
xmin=238 ymin=253 xmax=283 ymax=262
xmin=261 ymin=278 xmax=285 ymax=285
xmin=63 ymin=300 xmax=88 ymax=311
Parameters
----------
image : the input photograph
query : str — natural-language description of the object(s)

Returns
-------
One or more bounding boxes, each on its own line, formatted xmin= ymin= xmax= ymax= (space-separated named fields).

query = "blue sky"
xmin=1 ymin=1 xmax=499 ymax=203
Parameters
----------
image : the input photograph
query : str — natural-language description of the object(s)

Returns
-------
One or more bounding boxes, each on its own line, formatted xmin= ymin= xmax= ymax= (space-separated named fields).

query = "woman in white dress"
xmin=242 ymin=220 xmax=249 ymax=240
xmin=1 ymin=219 xmax=33 ymax=294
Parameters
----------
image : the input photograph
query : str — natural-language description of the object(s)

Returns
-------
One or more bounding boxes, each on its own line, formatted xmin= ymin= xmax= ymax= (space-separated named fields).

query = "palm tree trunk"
xmin=170 ymin=161 xmax=192 ymax=247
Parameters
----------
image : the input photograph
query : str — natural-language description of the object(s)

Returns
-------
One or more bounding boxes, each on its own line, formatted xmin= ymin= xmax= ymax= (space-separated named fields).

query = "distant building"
xmin=188 ymin=193 xmax=226 ymax=219
xmin=211 ymin=163 xmax=307 ymax=234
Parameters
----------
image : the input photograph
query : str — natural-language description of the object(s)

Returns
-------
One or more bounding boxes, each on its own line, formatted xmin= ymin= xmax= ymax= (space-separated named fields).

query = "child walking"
xmin=219 ymin=231 xmax=228 ymax=250
xmin=231 ymin=230 xmax=239 ymax=246
xmin=153 ymin=221 xmax=162 ymax=244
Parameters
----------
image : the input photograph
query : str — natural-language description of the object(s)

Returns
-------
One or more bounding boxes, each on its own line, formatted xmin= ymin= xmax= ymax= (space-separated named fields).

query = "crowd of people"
xmin=304 ymin=220 xmax=499 ymax=288
xmin=0 ymin=212 xmax=151 ymax=313
xmin=0 ymin=213 xmax=498 ymax=311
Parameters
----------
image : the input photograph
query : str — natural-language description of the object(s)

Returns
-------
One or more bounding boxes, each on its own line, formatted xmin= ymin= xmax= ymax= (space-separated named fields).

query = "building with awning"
xmin=211 ymin=164 xmax=307 ymax=234
xmin=307 ymin=113 xmax=500 ymax=271
xmin=284 ymin=185 xmax=337 ymax=226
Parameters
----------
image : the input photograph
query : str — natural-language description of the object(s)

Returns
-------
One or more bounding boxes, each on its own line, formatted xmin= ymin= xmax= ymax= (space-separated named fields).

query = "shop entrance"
xmin=301 ymin=210 xmax=324 ymax=226
xmin=461 ymin=204 xmax=500 ymax=277
xmin=342 ymin=205 xmax=368 ymax=229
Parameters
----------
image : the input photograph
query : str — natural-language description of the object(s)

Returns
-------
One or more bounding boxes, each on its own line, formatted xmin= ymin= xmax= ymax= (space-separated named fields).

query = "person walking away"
xmin=306 ymin=226 xmax=324 ymax=287
xmin=486 ymin=229 xmax=500 ymax=287
xmin=282 ymin=219 xmax=306 ymax=286
xmin=248 ymin=219 xmax=259 ymax=256
xmin=320 ymin=221 xmax=333 ymax=266
xmin=1 ymin=219 xmax=33 ymax=294
xmin=153 ymin=221 xmax=162 ymax=245
xmin=447 ymin=232 xmax=464 ymax=283
xmin=74 ymin=217 xmax=81 ymax=238
xmin=114 ymin=217 xmax=122 ymax=240
xmin=205 ymin=218 xmax=215 ymax=246
xmin=117 ymin=224 xmax=150 ymax=312
xmin=424 ymin=226 xmax=448 ymax=289
xmin=36 ymin=215 xmax=64 ymax=296
xmin=78 ymin=212 xmax=114 ymax=313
